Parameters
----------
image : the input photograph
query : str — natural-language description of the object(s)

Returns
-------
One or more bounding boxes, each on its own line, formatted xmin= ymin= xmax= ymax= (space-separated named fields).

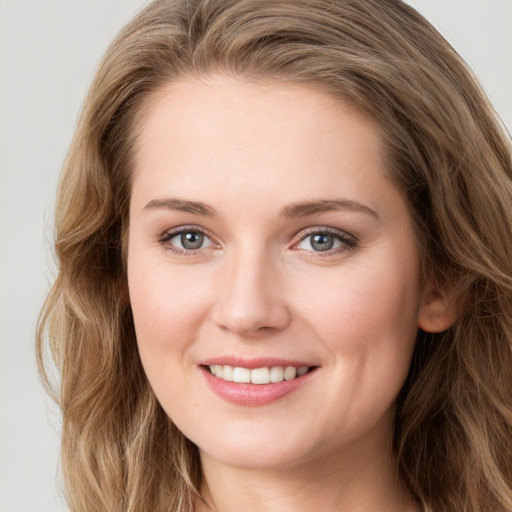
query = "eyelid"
xmin=158 ymin=225 xmax=219 ymax=254
xmin=291 ymin=226 xmax=357 ymax=254
xmin=157 ymin=224 xmax=357 ymax=256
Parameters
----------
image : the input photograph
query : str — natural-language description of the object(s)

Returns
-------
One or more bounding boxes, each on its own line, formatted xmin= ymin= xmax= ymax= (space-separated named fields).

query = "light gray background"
xmin=1 ymin=1 xmax=511 ymax=511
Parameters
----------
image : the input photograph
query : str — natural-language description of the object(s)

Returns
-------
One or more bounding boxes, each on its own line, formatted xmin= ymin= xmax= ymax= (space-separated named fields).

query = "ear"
xmin=418 ymin=286 xmax=459 ymax=333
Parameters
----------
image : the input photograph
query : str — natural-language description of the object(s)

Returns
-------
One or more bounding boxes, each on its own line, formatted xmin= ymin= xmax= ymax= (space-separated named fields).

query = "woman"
xmin=37 ymin=0 xmax=512 ymax=511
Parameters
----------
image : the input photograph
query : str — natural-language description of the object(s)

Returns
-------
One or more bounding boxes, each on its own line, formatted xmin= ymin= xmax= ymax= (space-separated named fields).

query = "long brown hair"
xmin=37 ymin=1 xmax=512 ymax=510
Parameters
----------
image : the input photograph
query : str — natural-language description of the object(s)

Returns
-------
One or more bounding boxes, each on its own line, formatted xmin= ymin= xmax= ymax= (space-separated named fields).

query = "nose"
xmin=210 ymin=248 xmax=291 ymax=337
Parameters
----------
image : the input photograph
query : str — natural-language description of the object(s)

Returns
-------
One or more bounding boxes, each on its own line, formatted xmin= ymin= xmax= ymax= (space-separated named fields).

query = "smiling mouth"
xmin=204 ymin=365 xmax=315 ymax=384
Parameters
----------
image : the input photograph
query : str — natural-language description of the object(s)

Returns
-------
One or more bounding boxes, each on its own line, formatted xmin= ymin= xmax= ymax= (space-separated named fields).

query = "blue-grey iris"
xmin=311 ymin=233 xmax=334 ymax=251
xmin=181 ymin=231 xmax=204 ymax=249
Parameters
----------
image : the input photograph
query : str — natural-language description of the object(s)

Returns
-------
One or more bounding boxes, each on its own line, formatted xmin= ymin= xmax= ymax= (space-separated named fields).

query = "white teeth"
xmin=297 ymin=366 xmax=309 ymax=377
xmin=251 ymin=367 xmax=270 ymax=384
xmin=270 ymin=366 xmax=284 ymax=383
xmin=233 ymin=367 xmax=251 ymax=383
xmin=284 ymin=366 xmax=296 ymax=380
xmin=222 ymin=365 xmax=234 ymax=382
xmin=208 ymin=365 xmax=311 ymax=384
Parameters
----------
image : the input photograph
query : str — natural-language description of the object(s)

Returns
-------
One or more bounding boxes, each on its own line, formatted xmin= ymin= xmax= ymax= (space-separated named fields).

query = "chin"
xmin=200 ymin=441 xmax=311 ymax=471
xmin=190 ymin=421 xmax=317 ymax=471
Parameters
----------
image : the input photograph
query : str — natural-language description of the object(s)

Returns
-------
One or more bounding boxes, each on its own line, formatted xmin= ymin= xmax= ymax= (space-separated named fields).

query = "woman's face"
xmin=128 ymin=76 xmax=430 ymax=471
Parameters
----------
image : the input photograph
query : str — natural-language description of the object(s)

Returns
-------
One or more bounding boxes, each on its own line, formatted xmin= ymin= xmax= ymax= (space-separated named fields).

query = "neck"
xmin=195 ymin=424 xmax=418 ymax=512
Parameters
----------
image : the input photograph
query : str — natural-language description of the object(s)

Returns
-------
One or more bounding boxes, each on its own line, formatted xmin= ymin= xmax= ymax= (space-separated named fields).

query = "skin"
xmin=127 ymin=75 xmax=454 ymax=511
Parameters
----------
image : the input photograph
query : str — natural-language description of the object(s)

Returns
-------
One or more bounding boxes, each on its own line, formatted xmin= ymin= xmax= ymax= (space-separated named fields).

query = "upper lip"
xmin=199 ymin=357 xmax=317 ymax=369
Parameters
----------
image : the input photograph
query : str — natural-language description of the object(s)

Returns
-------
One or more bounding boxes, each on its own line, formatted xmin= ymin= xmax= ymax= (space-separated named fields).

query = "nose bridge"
xmin=212 ymin=242 xmax=290 ymax=336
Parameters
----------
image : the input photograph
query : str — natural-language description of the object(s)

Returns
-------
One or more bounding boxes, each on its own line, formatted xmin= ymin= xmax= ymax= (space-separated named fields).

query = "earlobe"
xmin=418 ymin=290 xmax=459 ymax=333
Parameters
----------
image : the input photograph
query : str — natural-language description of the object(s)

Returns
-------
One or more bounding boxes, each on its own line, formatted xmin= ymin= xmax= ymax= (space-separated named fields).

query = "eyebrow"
xmin=143 ymin=197 xmax=378 ymax=219
xmin=281 ymin=199 xmax=379 ymax=219
xmin=144 ymin=197 xmax=216 ymax=216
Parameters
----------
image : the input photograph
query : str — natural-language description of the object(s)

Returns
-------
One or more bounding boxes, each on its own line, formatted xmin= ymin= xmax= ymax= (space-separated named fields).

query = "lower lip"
xmin=200 ymin=366 xmax=317 ymax=406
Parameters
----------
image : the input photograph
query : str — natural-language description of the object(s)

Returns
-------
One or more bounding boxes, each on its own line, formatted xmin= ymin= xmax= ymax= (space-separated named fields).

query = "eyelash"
xmin=158 ymin=225 xmax=357 ymax=257
xmin=293 ymin=227 xmax=357 ymax=257
xmin=158 ymin=225 xmax=217 ymax=257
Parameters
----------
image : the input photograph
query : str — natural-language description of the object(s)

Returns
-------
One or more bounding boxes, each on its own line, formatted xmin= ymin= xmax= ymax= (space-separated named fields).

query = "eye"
xmin=295 ymin=228 xmax=356 ymax=254
xmin=177 ymin=231 xmax=206 ymax=250
xmin=159 ymin=227 xmax=215 ymax=253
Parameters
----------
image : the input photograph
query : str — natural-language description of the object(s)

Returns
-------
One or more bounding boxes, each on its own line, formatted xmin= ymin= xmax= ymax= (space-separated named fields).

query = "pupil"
xmin=181 ymin=231 xmax=204 ymax=250
xmin=311 ymin=233 xmax=333 ymax=251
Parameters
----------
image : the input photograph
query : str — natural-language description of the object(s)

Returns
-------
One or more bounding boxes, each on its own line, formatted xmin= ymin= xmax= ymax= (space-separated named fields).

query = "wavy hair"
xmin=37 ymin=0 xmax=512 ymax=510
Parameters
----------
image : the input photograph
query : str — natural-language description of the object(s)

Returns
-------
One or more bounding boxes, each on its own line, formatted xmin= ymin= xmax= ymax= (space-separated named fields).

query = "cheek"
xmin=127 ymin=251 xmax=214 ymax=362
xmin=295 ymin=260 xmax=420 ymax=442
xmin=305 ymin=259 xmax=419 ymax=343
xmin=127 ymin=258 xmax=216 ymax=422
xmin=297 ymin=247 xmax=421 ymax=396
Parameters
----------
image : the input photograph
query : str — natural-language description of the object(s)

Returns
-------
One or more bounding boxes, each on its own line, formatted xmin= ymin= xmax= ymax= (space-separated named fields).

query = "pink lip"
xmin=198 ymin=358 xmax=318 ymax=407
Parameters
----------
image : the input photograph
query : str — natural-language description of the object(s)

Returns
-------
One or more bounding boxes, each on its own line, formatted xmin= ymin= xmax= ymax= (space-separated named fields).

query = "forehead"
xmin=135 ymin=75 xmax=381 ymax=155
xmin=131 ymin=75 xmax=394 ymax=218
